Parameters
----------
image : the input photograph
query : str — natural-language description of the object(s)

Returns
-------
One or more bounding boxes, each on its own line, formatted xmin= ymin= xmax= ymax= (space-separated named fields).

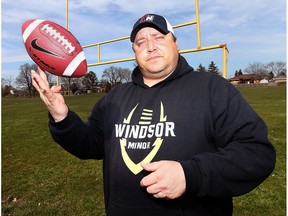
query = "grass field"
xmin=2 ymin=86 xmax=286 ymax=215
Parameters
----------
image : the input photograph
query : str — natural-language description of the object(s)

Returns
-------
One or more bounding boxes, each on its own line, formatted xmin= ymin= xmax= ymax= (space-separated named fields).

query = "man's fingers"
xmin=51 ymin=85 xmax=62 ymax=93
xmin=141 ymin=162 xmax=161 ymax=172
xmin=31 ymin=70 xmax=42 ymax=92
xmin=38 ymin=67 xmax=49 ymax=87
xmin=31 ymin=68 xmax=68 ymax=122
xmin=31 ymin=70 xmax=50 ymax=95
xmin=140 ymin=161 xmax=186 ymax=200
xmin=140 ymin=171 xmax=158 ymax=187
xmin=140 ymin=162 xmax=163 ymax=187
xmin=145 ymin=182 xmax=161 ymax=194
xmin=153 ymin=192 xmax=167 ymax=199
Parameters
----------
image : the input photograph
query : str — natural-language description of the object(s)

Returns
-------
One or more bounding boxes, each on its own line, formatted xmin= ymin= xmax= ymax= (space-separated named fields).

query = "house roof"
xmin=229 ymin=74 xmax=256 ymax=81
xmin=275 ymin=75 xmax=286 ymax=79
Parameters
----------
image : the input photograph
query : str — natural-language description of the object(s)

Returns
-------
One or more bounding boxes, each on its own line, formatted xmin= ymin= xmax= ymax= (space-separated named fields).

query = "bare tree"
xmin=119 ymin=68 xmax=132 ymax=83
xmin=244 ymin=62 xmax=268 ymax=80
xmin=102 ymin=66 xmax=132 ymax=88
xmin=2 ymin=76 xmax=15 ymax=96
xmin=266 ymin=61 xmax=286 ymax=76
xmin=60 ymin=77 xmax=71 ymax=95
xmin=70 ymin=77 xmax=84 ymax=94
xmin=16 ymin=63 xmax=38 ymax=97
xmin=60 ymin=77 xmax=84 ymax=95
xmin=2 ymin=75 xmax=14 ymax=87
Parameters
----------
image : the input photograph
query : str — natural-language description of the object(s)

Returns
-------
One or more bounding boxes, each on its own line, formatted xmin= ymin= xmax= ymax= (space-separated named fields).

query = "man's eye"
xmin=156 ymin=36 xmax=164 ymax=40
xmin=137 ymin=41 xmax=145 ymax=46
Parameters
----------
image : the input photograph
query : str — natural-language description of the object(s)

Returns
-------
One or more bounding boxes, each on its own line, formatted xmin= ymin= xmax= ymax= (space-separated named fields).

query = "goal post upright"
xmin=65 ymin=0 xmax=228 ymax=78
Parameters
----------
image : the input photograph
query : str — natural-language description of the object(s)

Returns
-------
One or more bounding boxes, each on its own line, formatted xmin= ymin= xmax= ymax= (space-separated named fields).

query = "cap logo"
xmin=140 ymin=14 xmax=154 ymax=22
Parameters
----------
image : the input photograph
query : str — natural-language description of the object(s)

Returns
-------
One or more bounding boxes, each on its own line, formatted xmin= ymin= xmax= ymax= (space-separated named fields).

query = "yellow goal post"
xmin=60 ymin=0 xmax=228 ymax=86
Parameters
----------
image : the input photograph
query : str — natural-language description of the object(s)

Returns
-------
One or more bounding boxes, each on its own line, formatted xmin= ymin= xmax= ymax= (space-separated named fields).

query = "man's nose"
xmin=147 ymin=40 xmax=156 ymax=52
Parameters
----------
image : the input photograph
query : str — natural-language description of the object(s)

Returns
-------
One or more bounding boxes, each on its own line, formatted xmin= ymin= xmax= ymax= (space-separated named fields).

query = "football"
xmin=22 ymin=19 xmax=87 ymax=77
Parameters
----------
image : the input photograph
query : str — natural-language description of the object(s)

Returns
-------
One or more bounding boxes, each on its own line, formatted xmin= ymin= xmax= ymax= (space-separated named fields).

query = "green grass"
xmin=233 ymin=86 xmax=286 ymax=216
xmin=2 ymin=86 xmax=286 ymax=215
xmin=2 ymin=94 xmax=106 ymax=216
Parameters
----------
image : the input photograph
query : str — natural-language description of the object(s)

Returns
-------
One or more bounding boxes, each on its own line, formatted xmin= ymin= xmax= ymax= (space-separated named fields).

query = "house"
xmin=229 ymin=74 xmax=257 ymax=85
xmin=259 ymin=78 xmax=269 ymax=84
xmin=273 ymin=74 xmax=286 ymax=84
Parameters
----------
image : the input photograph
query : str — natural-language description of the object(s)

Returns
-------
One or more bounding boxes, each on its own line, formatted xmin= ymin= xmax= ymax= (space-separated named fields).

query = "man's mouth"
xmin=147 ymin=55 xmax=161 ymax=61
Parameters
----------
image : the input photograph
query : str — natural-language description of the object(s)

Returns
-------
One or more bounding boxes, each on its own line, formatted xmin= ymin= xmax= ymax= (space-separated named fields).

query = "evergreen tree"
xmin=234 ymin=69 xmax=243 ymax=77
xmin=268 ymin=71 xmax=274 ymax=80
xmin=197 ymin=64 xmax=207 ymax=72
xmin=83 ymin=71 xmax=98 ymax=90
xmin=207 ymin=61 xmax=220 ymax=75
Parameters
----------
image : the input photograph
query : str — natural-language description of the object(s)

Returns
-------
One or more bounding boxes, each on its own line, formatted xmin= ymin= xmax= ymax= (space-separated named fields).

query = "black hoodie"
xmin=49 ymin=55 xmax=276 ymax=216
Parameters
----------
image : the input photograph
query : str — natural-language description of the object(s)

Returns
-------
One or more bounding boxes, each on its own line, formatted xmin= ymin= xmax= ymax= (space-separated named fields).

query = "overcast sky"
xmin=1 ymin=0 xmax=286 ymax=81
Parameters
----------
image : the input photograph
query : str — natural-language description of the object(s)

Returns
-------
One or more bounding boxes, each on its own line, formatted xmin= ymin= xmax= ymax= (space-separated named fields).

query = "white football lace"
xmin=41 ymin=23 xmax=75 ymax=54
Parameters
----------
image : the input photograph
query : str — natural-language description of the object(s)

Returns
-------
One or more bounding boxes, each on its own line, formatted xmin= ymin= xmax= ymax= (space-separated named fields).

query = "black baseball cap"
xmin=130 ymin=14 xmax=174 ymax=42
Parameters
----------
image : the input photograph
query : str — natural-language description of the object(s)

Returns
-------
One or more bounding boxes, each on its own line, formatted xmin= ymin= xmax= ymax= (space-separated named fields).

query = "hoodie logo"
xmin=115 ymin=102 xmax=176 ymax=175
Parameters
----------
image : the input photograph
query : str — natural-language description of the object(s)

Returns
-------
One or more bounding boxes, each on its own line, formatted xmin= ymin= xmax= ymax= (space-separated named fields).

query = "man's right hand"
xmin=31 ymin=67 xmax=68 ymax=122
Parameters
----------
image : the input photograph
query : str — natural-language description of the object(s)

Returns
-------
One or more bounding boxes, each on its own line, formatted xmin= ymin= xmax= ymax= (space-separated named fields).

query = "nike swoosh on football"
xmin=31 ymin=39 xmax=62 ymax=58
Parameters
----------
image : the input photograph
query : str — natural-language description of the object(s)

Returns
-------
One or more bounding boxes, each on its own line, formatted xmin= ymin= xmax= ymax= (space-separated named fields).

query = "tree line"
xmin=2 ymin=63 xmax=132 ymax=97
xmin=196 ymin=61 xmax=286 ymax=80
xmin=2 ymin=60 xmax=286 ymax=97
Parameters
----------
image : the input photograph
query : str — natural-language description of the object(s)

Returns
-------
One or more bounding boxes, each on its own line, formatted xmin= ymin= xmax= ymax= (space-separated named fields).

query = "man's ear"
xmin=175 ymin=39 xmax=179 ymax=51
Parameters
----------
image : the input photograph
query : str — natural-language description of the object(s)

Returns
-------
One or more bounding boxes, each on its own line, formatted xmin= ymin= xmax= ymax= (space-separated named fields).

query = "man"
xmin=32 ymin=14 xmax=276 ymax=216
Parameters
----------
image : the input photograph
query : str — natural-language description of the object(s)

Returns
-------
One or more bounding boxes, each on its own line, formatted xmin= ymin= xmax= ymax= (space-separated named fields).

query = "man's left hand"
xmin=140 ymin=161 xmax=186 ymax=199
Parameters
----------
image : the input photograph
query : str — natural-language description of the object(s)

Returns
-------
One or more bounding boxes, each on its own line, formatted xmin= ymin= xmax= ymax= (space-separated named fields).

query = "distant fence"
xmin=234 ymin=83 xmax=279 ymax=87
